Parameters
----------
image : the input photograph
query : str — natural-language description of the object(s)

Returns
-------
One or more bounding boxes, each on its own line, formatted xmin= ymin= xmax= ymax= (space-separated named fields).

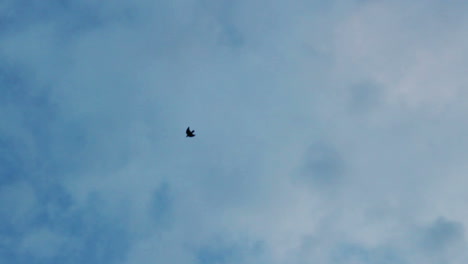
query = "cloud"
xmin=1 ymin=0 xmax=468 ymax=264
xmin=20 ymin=228 xmax=66 ymax=259
xmin=333 ymin=0 xmax=468 ymax=109
xmin=419 ymin=218 xmax=465 ymax=253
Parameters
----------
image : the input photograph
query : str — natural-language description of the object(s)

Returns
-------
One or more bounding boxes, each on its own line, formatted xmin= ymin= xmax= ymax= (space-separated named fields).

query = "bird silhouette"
xmin=186 ymin=127 xmax=195 ymax=137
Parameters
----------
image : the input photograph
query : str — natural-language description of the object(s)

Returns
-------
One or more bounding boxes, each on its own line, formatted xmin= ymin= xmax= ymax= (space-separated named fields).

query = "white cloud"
xmin=333 ymin=0 xmax=468 ymax=110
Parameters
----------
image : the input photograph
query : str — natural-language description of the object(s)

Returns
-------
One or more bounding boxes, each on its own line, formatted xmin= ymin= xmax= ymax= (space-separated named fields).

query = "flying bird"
xmin=186 ymin=127 xmax=195 ymax=137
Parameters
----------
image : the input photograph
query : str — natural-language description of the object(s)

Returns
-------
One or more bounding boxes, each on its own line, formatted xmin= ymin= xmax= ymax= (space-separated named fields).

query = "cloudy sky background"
xmin=1 ymin=0 xmax=468 ymax=263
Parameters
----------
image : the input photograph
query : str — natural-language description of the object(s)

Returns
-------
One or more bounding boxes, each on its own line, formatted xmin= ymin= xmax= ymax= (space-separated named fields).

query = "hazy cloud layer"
xmin=1 ymin=0 xmax=468 ymax=263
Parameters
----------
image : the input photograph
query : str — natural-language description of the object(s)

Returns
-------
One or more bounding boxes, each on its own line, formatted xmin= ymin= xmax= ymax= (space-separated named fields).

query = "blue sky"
xmin=1 ymin=0 xmax=468 ymax=263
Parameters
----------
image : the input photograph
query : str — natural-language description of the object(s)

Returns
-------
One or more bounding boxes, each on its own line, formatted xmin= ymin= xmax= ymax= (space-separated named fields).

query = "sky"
xmin=1 ymin=0 xmax=468 ymax=263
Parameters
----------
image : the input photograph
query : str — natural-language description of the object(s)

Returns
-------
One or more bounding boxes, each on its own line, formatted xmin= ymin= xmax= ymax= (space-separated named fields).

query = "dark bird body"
xmin=186 ymin=127 xmax=195 ymax=137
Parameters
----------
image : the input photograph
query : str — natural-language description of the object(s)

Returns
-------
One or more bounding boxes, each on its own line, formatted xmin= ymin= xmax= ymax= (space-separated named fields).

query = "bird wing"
xmin=186 ymin=127 xmax=191 ymax=134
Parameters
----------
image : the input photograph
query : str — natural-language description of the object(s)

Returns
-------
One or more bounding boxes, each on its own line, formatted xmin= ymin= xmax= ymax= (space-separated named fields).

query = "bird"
xmin=186 ymin=127 xmax=195 ymax=137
